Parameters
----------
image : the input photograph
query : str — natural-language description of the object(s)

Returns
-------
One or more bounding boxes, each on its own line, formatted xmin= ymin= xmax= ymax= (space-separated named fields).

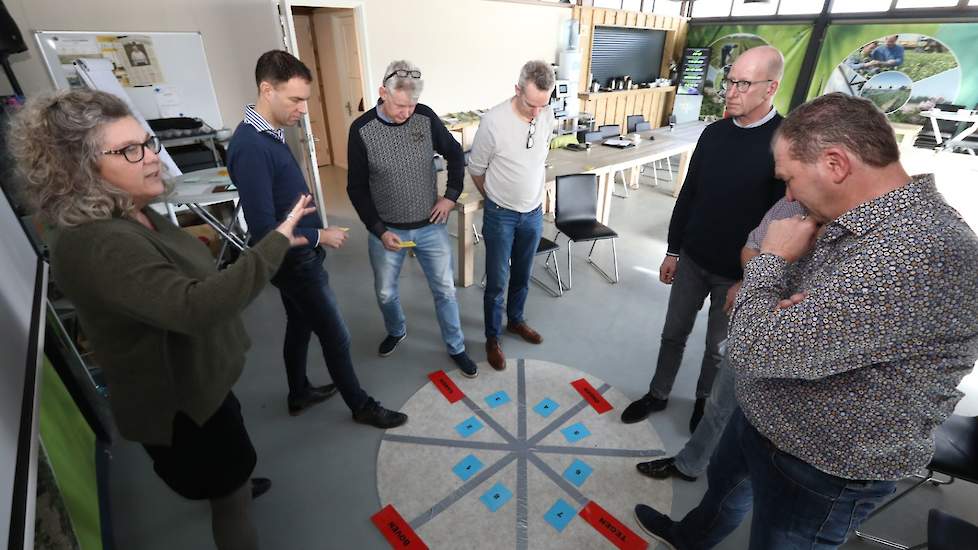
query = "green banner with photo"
xmin=807 ymin=23 xmax=978 ymax=124
xmin=685 ymin=24 xmax=813 ymax=118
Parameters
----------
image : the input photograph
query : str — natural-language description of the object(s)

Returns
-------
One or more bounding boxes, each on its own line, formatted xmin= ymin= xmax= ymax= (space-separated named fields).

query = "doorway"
xmin=287 ymin=4 xmax=368 ymax=171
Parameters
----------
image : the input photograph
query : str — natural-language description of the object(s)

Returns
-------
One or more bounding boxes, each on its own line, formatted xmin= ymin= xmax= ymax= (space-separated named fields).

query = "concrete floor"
xmin=108 ymin=160 xmax=978 ymax=550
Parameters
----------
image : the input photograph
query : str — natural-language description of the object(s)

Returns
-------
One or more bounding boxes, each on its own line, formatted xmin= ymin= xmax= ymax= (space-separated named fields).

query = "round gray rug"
xmin=376 ymin=358 xmax=673 ymax=549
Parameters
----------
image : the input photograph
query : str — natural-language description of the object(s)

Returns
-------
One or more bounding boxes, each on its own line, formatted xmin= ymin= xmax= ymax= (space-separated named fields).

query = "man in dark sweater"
xmin=622 ymin=46 xmax=785 ymax=432
xmin=347 ymin=60 xmax=477 ymax=377
xmin=228 ymin=50 xmax=406 ymax=428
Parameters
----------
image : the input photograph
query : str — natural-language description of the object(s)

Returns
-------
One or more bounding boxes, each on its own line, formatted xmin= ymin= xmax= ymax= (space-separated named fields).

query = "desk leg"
xmin=930 ymin=116 xmax=943 ymax=146
xmin=456 ymin=207 xmax=475 ymax=287
xmin=597 ymin=172 xmax=613 ymax=225
xmin=673 ymin=151 xmax=691 ymax=198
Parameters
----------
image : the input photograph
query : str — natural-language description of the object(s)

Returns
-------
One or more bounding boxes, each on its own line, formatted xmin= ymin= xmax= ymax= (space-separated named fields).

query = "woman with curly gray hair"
xmin=8 ymin=89 xmax=316 ymax=550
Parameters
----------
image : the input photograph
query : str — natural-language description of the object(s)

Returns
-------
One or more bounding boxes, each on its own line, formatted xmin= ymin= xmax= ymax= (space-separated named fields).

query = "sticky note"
xmin=399 ymin=241 xmax=417 ymax=248
xmin=335 ymin=226 xmax=350 ymax=232
xmin=479 ymin=482 xmax=513 ymax=512
xmin=217 ymin=168 xmax=229 ymax=176
xmin=533 ymin=398 xmax=559 ymax=418
xmin=459 ymin=192 xmax=469 ymax=200
xmin=452 ymin=454 xmax=484 ymax=482
xmin=485 ymin=390 xmax=511 ymax=409
xmin=544 ymin=499 xmax=577 ymax=532
xmin=561 ymin=422 xmax=591 ymax=443
xmin=562 ymin=459 xmax=593 ymax=487
xmin=455 ymin=416 xmax=484 ymax=438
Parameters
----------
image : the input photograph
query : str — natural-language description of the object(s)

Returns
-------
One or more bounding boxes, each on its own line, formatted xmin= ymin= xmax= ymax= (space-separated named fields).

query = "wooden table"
xmin=447 ymin=121 xmax=706 ymax=287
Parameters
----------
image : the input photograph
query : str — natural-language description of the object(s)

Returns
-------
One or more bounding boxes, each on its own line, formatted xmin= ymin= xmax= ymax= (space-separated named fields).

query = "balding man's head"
xmin=733 ymin=45 xmax=784 ymax=82
xmin=724 ymin=46 xmax=783 ymax=124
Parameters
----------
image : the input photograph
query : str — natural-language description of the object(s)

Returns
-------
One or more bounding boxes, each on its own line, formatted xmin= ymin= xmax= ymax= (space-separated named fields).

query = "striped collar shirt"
xmin=243 ymin=104 xmax=285 ymax=143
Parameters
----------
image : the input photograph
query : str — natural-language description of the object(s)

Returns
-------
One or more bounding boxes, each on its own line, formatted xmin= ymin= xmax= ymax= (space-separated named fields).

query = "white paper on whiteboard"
xmin=154 ymin=85 xmax=184 ymax=118
xmin=75 ymin=58 xmax=182 ymax=178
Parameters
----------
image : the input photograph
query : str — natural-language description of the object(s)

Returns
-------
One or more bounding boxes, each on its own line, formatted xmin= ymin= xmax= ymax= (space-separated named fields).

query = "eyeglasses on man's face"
xmin=101 ymin=135 xmax=162 ymax=163
xmin=384 ymin=69 xmax=422 ymax=84
xmin=721 ymin=78 xmax=773 ymax=93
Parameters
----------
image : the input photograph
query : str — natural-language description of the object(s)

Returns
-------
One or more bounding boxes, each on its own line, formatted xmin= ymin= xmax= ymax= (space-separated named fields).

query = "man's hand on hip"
xmin=760 ymin=215 xmax=819 ymax=263
xmin=660 ymin=255 xmax=678 ymax=284
xmin=319 ymin=227 xmax=349 ymax=249
xmin=381 ymin=231 xmax=403 ymax=252
xmin=429 ymin=197 xmax=455 ymax=224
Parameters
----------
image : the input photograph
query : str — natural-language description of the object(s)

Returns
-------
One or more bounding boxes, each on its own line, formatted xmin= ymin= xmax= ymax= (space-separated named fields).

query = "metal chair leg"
xmin=584 ymin=239 xmax=620 ymax=284
xmin=854 ymin=469 xmax=951 ymax=549
xmin=566 ymin=240 xmax=573 ymax=290
xmin=553 ymin=252 xmax=563 ymax=296
xmin=530 ymin=250 xmax=563 ymax=298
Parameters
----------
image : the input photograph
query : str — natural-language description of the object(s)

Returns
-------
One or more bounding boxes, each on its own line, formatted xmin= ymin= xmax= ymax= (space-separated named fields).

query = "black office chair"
xmin=480 ymin=237 xmax=563 ymax=298
xmin=599 ymin=124 xmax=621 ymax=138
xmin=626 ymin=114 xmax=645 ymax=134
xmin=554 ymin=174 xmax=619 ymax=289
xmin=855 ymin=415 xmax=978 ymax=549
xmin=926 ymin=509 xmax=978 ymax=550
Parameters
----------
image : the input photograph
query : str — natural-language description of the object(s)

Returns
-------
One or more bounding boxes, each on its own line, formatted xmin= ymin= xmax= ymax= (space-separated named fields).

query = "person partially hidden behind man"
xmin=633 ymin=92 xmax=978 ymax=549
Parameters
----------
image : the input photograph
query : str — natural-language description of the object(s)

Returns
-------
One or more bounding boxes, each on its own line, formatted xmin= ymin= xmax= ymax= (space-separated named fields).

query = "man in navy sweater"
xmin=347 ymin=60 xmax=478 ymax=378
xmin=228 ymin=50 xmax=406 ymax=428
xmin=621 ymin=46 xmax=785 ymax=433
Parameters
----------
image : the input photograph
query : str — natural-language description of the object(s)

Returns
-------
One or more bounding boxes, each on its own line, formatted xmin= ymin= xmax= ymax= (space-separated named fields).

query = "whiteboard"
xmin=34 ymin=31 xmax=224 ymax=129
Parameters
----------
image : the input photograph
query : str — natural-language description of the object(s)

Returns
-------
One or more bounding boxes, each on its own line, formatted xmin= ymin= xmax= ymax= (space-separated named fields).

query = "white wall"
xmin=352 ymin=0 xmax=572 ymax=113
xmin=2 ymin=0 xmax=283 ymax=128
xmin=3 ymin=0 xmax=572 ymax=126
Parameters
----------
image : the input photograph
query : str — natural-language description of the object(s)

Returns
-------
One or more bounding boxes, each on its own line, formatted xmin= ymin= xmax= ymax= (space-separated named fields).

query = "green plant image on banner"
xmin=807 ymin=23 xmax=978 ymax=124
xmin=686 ymin=24 xmax=813 ymax=118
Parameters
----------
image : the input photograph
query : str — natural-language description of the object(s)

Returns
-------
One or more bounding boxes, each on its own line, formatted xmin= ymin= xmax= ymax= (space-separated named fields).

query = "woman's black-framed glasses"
xmin=720 ymin=78 xmax=773 ymax=93
xmin=384 ymin=69 xmax=422 ymax=84
xmin=101 ymin=136 xmax=162 ymax=163
xmin=526 ymin=120 xmax=536 ymax=149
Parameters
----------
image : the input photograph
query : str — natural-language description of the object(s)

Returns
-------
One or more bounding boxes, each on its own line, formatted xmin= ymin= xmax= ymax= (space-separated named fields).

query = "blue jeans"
xmin=272 ymin=247 xmax=369 ymax=412
xmin=367 ymin=224 xmax=465 ymax=355
xmin=673 ymin=358 xmax=738 ymax=478
xmin=482 ymin=198 xmax=543 ymax=339
xmin=669 ymin=408 xmax=896 ymax=549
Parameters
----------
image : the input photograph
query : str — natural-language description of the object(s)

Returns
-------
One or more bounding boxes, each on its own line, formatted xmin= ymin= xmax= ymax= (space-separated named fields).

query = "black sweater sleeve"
xmin=346 ymin=114 xmax=388 ymax=238
xmin=666 ymin=128 xmax=708 ymax=256
xmin=418 ymin=104 xmax=464 ymax=202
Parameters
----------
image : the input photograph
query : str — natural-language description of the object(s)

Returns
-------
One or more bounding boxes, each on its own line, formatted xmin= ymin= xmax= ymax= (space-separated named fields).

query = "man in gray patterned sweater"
xmin=347 ymin=60 xmax=477 ymax=377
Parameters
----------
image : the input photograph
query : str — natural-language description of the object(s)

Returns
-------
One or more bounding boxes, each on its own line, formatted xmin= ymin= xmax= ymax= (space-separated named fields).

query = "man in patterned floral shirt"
xmin=634 ymin=92 xmax=978 ymax=549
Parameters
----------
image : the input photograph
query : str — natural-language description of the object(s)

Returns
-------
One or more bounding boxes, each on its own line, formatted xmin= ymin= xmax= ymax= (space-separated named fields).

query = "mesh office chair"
xmin=554 ymin=174 xmax=619 ymax=289
xmin=855 ymin=414 xmax=978 ymax=549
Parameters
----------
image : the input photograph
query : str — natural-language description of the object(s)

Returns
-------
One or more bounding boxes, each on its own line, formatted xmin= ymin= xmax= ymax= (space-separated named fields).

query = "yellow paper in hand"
xmin=399 ymin=241 xmax=417 ymax=248
xmin=335 ymin=227 xmax=350 ymax=232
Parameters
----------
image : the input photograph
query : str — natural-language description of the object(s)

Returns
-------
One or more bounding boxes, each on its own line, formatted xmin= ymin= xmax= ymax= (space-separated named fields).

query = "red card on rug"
xmin=579 ymin=501 xmax=648 ymax=550
xmin=370 ymin=504 xmax=429 ymax=550
xmin=428 ymin=370 xmax=465 ymax=404
xmin=571 ymin=378 xmax=613 ymax=414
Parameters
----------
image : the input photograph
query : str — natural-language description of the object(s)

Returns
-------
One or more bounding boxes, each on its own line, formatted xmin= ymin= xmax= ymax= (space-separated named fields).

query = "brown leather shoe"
xmin=486 ymin=337 xmax=506 ymax=371
xmin=506 ymin=322 xmax=543 ymax=344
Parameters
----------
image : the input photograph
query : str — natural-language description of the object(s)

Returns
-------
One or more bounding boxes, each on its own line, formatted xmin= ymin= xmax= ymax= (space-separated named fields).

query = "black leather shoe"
xmin=689 ymin=397 xmax=706 ymax=433
xmin=378 ymin=333 xmax=407 ymax=357
xmin=636 ymin=457 xmax=697 ymax=482
xmin=250 ymin=477 xmax=272 ymax=500
xmin=310 ymin=383 xmax=338 ymax=399
xmin=621 ymin=393 xmax=668 ymax=424
xmin=353 ymin=398 xmax=408 ymax=429
xmin=287 ymin=388 xmax=332 ymax=416
xmin=634 ymin=504 xmax=680 ymax=549
xmin=450 ymin=351 xmax=478 ymax=378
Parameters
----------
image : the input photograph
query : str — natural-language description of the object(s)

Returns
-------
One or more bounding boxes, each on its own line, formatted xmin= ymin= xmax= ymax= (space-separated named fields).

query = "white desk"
xmin=920 ymin=109 xmax=978 ymax=151
xmin=159 ymin=166 xmax=247 ymax=257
